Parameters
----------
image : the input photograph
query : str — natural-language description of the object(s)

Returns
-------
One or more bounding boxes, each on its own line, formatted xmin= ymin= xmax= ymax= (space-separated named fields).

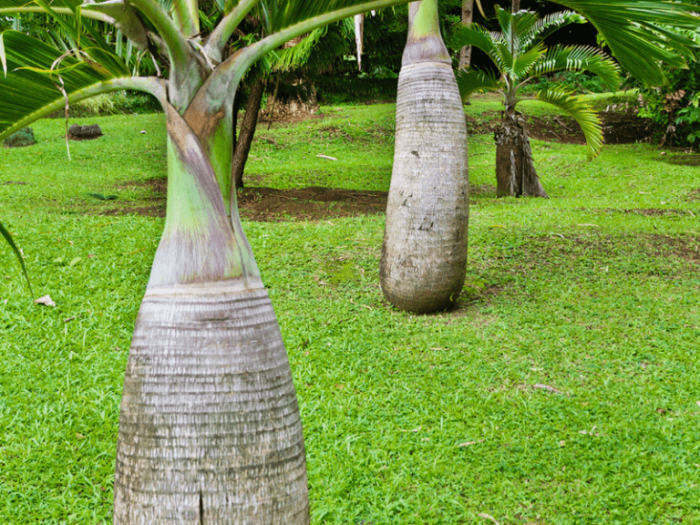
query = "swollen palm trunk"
xmin=113 ymin=106 xmax=309 ymax=524
xmin=380 ymin=0 xmax=469 ymax=313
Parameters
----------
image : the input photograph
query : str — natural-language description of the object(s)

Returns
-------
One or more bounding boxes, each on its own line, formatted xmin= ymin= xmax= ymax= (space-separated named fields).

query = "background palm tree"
xmin=0 ymin=0 xmax=414 ymax=522
xmin=453 ymin=6 xmax=621 ymax=197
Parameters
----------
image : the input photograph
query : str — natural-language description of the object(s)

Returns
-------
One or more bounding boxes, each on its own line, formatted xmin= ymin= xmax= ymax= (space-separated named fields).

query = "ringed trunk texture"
xmin=495 ymin=112 xmax=548 ymax=198
xmin=380 ymin=0 xmax=469 ymax=314
xmin=113 ymin=104 xmax=309 ymax=524
xmin=113 ymin=281 xmax=309 ymax=524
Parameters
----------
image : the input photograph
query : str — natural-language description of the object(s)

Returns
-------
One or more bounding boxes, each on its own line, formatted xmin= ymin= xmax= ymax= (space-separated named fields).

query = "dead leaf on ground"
xmin=399 ymin=426 xmax=422 ymax=433
xmin=457 ymin=439 xmax=485 ymax=447
xmin=531 ymin=383 xmax=566 ymax=395
xmin=479 ymin=513 xmax=501 ymax=525
xmin=35 ymin=295 xmax=56 ymax=307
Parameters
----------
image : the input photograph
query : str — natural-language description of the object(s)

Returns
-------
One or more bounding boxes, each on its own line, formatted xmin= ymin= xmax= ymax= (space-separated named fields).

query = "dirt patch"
xmin=237 ymin=186 xmax=387 ymax=221
xmin=688 ymin=189 xmax=700 ymax=201
xmin=468 ymin=106 xmax=652 ymax=145
xmin=660 ymin=155 xmax=700 ymax=167
xmin=527 ymin=233 xmax=700 ymax=265
xmin=113 ymin=179 xmax=496 ymax=221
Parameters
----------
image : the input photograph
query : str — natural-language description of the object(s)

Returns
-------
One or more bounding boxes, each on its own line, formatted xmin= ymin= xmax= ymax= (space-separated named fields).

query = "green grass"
xmin=1 ymin=93 xmax=699 ymax=524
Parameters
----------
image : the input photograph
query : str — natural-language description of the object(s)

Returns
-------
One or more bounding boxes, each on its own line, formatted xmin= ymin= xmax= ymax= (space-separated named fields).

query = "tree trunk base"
xmin=495 ymin=115 xmax=548 ymax=198
xmin=113 ymin=279 xmax=309 ymax=525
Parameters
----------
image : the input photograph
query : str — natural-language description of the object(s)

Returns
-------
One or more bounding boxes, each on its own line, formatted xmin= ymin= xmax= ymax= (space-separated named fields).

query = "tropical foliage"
xmin=453 ymin=7 xmax=620 ymax=159
xmin=0 ymin=0 xmax=417 ymax=522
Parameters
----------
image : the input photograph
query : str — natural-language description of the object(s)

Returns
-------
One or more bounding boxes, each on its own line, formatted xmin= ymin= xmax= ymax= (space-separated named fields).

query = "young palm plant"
xmin=453 ymin=7 xmax=621 ymax=197
xmin=0 ymin=0 xmax=413 ymax=522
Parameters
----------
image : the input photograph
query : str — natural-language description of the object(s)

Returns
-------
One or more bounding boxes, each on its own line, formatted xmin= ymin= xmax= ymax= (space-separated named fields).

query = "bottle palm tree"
xmin=0 ymin=0 xmax=414 ymax=522
xmin=453 ymin=6 xmax=621 ymax=197
xmin=380 ymin=0 xmax=469 ymax=314
xmin=380 ymin=0 xmax=698 ymax=313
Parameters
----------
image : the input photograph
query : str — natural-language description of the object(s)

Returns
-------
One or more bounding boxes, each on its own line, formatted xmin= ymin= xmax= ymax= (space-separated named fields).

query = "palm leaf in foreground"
xmin=551 ymin=0 xmax=700 ymax=85
xmin=537 ymin=87 xmax=604 ymax=159
xmin=0 ymin=220 xmax=33 ymax=296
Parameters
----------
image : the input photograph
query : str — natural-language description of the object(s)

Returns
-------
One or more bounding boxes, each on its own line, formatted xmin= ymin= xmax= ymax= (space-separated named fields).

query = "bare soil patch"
xmin=111 ymin=179 xmax=496 ymax=221
xmin=528 ymin=233 xmax=700 ymax=264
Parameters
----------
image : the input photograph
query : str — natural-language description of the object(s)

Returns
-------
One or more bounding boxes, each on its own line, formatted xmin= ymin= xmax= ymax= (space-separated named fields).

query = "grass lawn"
xmin=1 ymin=94 xmax=699 ymax=524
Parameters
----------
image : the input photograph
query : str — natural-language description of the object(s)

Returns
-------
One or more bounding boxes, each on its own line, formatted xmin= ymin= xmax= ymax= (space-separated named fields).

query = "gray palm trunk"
xmin=112 ymin=84 xmax=310 ymax=522
xmin=458 ymin=0 xmax=473 ymax=71
xmin=380 ymin=0 xmax=469 ymax=313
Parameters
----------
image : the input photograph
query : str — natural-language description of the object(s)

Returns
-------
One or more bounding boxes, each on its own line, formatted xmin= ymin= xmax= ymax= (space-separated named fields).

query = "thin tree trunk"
xmin=113 ymin=103 xmax=310 ymax=524
xmin=495 ymin=111 xmax=548 ymax=198
xmin=512 ymin=0 xmax=520 ymax=12
xmin=233 ymin=79 xmax=265 ymax=190
xmin=380 ymin=0 xmax=469 ymax=313
xmin=232 ymin=88 xmax=242 ymax=152
xmin=458 ymin=0 xmax=473 ymax=71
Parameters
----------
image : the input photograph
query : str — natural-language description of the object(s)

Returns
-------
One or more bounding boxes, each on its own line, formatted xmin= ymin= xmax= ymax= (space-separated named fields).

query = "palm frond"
xmin=522 ymin=10 xmax=586 ymax=49
xmin=0 ymin=31 xmax=127 ymax=140
xmin=536 ymin=87 xmax=603 ymax=159
xmin=510 ymin=41 xmax=545 ymax=81
xmin=455 ymin=67 xmax=503 ymax=102
xmin=531 ymin=45 xmax=620 ymax=90
xmin=551 ymin=0 xmax=700 ymax=86
xmin=451 ymin=23 xmax=503 ymax=69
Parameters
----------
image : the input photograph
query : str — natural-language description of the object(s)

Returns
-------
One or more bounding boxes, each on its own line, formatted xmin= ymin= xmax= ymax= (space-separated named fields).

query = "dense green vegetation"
xmin=2 ymin=96 xmax=700 ymax=523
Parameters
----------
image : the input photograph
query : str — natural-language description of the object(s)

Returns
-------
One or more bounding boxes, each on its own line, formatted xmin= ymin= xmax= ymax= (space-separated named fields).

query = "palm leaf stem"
xmin=204 ymin=0 xmax=259 ymax=62
xmin=0 ymin=6 xmax=112 ymax=23
xmin=128 ymin=0 xmax=193 ymax=66
xmin=0 ymin=220 xmax=33 ymax=297
xmin=213 ymin=0 xmax=417 ymax=94
xmin=171 ymin=0 xmax=200 ymax=38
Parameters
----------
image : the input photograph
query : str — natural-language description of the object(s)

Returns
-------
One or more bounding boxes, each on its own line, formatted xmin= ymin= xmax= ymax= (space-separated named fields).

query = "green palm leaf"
xmin=263 ymin=0 xmax=409 ymax=32
xmin=537 ymin=87 xmax=603 ymax=159
xmin=0 ymin=31 xmax=130 ymax=140
xmin=551 ymin=0 xmax=700 ymax=86
xmin=455 ymin=68 xmax=503 ymax=102
xmin=0 ymin=220 xmax=33 ymax=296
xmin=511 ymin=41 xmax=545 ymax=81
xmin=531 ymin=45 xmax=620 ymax=90
xmin=451 ymin=23 xmax=503 ymax=69
xmin=522 ymin=10 xmax=586 ymax=48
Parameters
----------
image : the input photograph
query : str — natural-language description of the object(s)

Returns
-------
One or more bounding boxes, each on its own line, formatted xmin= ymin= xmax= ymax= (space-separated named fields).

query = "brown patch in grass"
xmin=112 ymin=178 xmax=488 ymax=221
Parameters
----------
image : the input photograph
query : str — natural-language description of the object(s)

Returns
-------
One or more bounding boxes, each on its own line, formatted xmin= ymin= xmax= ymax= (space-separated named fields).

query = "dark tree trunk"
xmin=232 ymin=80 xmax=266 ymax=190
xmin=458 ymin=0 xmax=473 ymax=71
xmin=232 ymin=89 xmax=242 ymax=152
xmin=512 ymin=0 xmax=520 ymax=12
xmin=495 ymin=111 xmax=548 ymax=198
